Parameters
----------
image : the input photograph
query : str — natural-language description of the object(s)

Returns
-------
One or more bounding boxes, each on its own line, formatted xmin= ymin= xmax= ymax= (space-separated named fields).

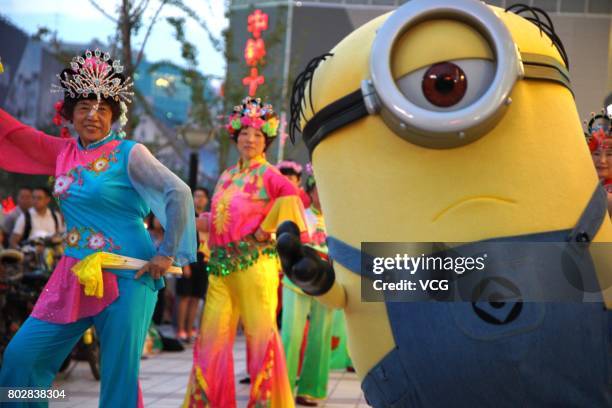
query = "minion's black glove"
xmin=276 ymin=221 xmax=335 ymax=296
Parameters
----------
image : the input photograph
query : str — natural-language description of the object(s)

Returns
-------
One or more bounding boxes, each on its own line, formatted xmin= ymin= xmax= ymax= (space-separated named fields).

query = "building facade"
xmin=225 ymin=0 xmax=611 ymax=164
xmin=0 ymin=17 xmax=219 ymax=191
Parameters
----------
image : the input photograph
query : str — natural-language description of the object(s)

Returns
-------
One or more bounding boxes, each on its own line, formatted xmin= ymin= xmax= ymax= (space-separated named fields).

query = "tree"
xmin=88 ymin=0 xmax=223 ymax=138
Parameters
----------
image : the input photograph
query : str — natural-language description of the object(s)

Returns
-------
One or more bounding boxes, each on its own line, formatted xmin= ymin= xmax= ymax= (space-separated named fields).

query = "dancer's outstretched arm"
xmin=0 ymin=108 xmax=70 ymax=175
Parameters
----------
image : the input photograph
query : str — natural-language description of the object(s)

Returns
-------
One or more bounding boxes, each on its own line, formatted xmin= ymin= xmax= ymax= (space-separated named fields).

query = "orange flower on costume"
xmin=89 ymin=157 xmax=110 ymax=173
xmin=66 ymin=228 xmax=81 ymax=248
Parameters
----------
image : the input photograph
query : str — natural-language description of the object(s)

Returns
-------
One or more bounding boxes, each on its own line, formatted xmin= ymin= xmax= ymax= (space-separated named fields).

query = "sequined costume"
xmin=183 ymin=154 xmax=306 ymax=408
xmin=0 ymin=109 xmax=196 ymax=407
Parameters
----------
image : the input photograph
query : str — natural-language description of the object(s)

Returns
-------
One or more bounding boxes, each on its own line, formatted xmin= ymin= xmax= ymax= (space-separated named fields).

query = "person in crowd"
xmin=9 ymin=187 xmax=64 ymax=247
xmin=2 ymin=187 xmax=32 ymax=246
xmin=0 ymin=49 xmax=196 ymax=407
xmin=277 ymin=161 xmax=311 ymax=208
xmin=585 ymin=109 xmax=612 ymax=214
xmin=176 ymin=187 xmax=210 ymax=342
xmin=183 ymin=96 xmax=307 ymax=408
xmin=280 ymin=167 xmax=334 ymax=406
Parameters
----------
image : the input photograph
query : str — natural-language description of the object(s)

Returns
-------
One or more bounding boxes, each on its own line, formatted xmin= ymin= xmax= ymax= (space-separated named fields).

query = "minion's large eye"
xmin=422 ymin=62 xmax=467 ymax=107
xmin=396 ymin=59 xmax=495 ymax=112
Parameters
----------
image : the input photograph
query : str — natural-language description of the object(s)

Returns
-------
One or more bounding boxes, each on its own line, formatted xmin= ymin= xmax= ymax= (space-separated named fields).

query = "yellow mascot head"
xmin=289 ymin=0 xmax=612 ymax=377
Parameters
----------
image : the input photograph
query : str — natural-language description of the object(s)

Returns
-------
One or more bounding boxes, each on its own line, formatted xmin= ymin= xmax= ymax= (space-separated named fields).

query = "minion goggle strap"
xmin=302 ymin=0 xmax=572 ymax=155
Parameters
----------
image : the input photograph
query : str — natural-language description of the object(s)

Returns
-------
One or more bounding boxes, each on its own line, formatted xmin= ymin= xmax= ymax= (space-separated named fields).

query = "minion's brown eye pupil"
xmin=435 ymin=75 xmax=455 ymax=94
xmin=422 ymin=62 xmax=467 ymax=107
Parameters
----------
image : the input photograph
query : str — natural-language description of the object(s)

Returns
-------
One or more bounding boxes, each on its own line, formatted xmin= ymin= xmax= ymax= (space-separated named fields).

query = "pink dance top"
xmin=203 ymin=155 xmax=308 ymax=276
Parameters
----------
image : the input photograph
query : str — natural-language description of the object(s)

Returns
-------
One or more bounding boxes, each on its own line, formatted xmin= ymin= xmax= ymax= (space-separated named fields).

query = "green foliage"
xmin=160 ymin=15 xmax=217 ymax=130
xmin=31 ymin=27 xmax=52 ymax=41
xmin=166 ymin=0 xmax=224 ymax=53
xmin=86 ymin=0 xmax=224 ymax=139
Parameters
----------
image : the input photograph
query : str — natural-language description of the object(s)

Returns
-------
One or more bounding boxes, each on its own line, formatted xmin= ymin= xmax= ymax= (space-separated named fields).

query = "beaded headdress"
xmin=584 ymin=108 xmax=611 ymax=152
xmin=226 ymin=96 xmax=279 ymax=138
xmin=51 ymin=49 xmax=133 ymax=137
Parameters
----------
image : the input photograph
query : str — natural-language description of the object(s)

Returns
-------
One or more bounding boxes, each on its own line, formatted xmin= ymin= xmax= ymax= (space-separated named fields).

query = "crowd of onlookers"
xmin=1 ymin=186 xmax=65 ymax=249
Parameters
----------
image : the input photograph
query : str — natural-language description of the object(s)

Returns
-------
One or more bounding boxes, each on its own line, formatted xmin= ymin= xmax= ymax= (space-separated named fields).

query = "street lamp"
xmin=181 ymin=126 xmax=214 ymax=190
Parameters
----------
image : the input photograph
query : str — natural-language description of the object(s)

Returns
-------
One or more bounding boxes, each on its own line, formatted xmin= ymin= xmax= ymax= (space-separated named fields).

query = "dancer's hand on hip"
xmin=182 ymin=264 xmax=192 ymax=278
xmin=135 ymin=255 xmax=173 ymax=280
xmin=254 ymin=227 xmax=270 ymax=242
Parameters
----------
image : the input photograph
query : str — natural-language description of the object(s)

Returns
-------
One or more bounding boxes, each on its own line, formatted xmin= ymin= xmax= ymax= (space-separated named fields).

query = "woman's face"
xmin=592 ymin=142 xmax=612 ymax=181
xmin=193 ymin=190 xmax=209 ymax=212
xmin=73 ymin=99 xmax=113 ymax=146
xmin=237 ymin=127 xmax=266 ymax=161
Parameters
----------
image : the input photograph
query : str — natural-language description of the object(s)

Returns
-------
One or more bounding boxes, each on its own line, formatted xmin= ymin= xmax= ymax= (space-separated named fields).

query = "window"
xmin=532 ymin=0 xmax=558 ymax=12
xmin=588 ymin=0 xmax=611 ymax=14
xmin=560 ymin=0 xmax=586 ymax=12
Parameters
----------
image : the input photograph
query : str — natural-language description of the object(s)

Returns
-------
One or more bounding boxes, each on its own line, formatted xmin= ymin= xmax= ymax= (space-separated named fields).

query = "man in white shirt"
xmin=10 ymin=187 xmax=64 ymax=248
xmin=2 ymin=187 xmax=32 ymax=246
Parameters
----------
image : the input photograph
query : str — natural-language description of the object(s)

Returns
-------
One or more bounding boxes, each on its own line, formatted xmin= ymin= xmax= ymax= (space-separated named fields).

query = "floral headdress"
xmin=276 ymin=160 xmax=303 ymax=176
xmin=226 ymin=96 xmax=279 ymax=138
xmin=53 ymin=100 xmax=72 ymax=139
xmin=51 ymin=49 xmax=133 ymax=138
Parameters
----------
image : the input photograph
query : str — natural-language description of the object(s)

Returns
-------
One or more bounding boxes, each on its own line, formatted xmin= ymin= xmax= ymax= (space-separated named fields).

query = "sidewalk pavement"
xmin=50 ymin=334 xmax=368 ymax=407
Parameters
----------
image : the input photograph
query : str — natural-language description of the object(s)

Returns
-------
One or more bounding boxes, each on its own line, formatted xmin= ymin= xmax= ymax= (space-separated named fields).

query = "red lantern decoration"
xmin=244 ymin=38 xmax=266 ymax=67
xmin=242 ymin=68 xmax=265 ymax=97
xmin=248 ymin=9 xmax=269 ymax=39
xmin=243 ymin=10 xmax=269 ymax=95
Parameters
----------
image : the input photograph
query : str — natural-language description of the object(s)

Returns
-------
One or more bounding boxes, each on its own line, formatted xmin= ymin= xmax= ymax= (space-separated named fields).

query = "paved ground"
xmin=50 ymin=334 xmax=368 ymax=407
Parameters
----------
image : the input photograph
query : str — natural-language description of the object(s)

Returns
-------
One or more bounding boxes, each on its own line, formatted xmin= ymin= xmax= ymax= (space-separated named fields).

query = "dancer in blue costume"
xmin=0 ymin=49 xmax=196 ymax=407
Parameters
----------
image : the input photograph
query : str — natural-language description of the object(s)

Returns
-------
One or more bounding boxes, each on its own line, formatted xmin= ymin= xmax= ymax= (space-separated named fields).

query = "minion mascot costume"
xmin=277 ymin=0 xmax=612 ymax=406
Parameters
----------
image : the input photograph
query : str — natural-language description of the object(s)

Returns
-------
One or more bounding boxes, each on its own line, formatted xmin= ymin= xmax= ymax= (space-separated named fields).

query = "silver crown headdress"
xmin=51 ymin=49 xmax=134 ymax=136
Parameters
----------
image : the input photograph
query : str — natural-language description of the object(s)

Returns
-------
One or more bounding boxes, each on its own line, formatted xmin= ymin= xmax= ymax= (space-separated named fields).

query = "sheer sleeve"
xmin=0 ymin=109 xmax=70 ymax=175
xmin=127 ymin=143 xmax=197 ymax=266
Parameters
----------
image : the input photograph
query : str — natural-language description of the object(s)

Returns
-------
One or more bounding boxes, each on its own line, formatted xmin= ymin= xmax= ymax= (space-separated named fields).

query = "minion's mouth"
xmin=433 ymin=196 xmax=517 ymax=223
